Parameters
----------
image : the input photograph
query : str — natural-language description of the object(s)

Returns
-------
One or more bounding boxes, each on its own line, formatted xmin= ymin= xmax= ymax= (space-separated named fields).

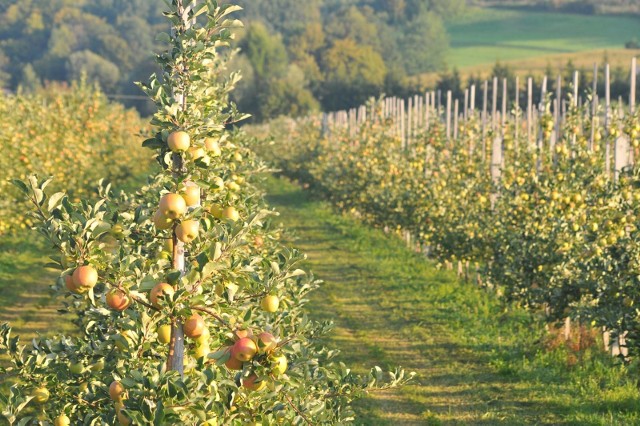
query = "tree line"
xmin=0 ymin=0 xmax=464 ymax=120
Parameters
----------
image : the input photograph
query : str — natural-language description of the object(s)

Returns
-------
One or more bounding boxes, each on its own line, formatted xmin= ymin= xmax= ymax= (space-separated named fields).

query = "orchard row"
xmin=260 ymin=90 xmax=640 ymax=358
xmin=1 ymin=80 xmax=149 ymax=235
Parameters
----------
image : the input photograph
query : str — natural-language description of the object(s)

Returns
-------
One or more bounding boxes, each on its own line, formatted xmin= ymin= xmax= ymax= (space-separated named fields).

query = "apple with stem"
xmin=106 ymin=289 xmax=130 ymax=311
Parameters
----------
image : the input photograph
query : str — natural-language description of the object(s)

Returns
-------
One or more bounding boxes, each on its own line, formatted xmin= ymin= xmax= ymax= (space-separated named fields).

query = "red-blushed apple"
xmin=159 ymin=193 xmax=187 ymax=219
xmin=64 ymin=274 xmax=81 ymax=293
xmin=150 ymin=282 xmax=175 ymax=308
xmin=261 ymin=295 xmax=280 ymax=313
xmin=257 ymin=332 xmax=277 ymax=353
xmin=72 ymin=265 xmax=98 ymax=290
xmin=153 ymin=209 xmax=173 ymax=230
xmin=157 ymin=324 xmax=172 ymax=344
xmin=232 ymin=337 xmax=257 ymax=362
xmin=106 ymin=289 xmax=130 ymax=311
xmin=223 ymin=346 xmax=243 ymax=370
xmin=242 ymin=374 xmax=266 ymax=392
xmin=167 ymin=131 xmax=190 ymax=152
xmin=181 ymin=185 xmax=201 ymax=207
xmin=184 ymin=313 xmax=205 ymax=338
xmin=176 ymin=220 xmax=199 ymax=243
xmin=109 ymin=381 xmax=125 ymax=401
xmin=254 ymin=235 xmax=264 ymax=248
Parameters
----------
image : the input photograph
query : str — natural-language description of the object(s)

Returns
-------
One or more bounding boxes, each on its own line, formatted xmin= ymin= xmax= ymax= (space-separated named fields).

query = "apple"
xmin=54 ymin=414 xmax=71 ymax=426
xmin=194 ymin=343 xmax=210 ymax=359
xmin=225 ymin=181 xmax=240 ymax=192
xmin=222 ymin=206 xmax=240 ymax=222
xmin=159 ymin=193 xmax=187 ymax=219
xmin=181 ymin=185 xmax=201 ymax=207
xmin=69 ymin=361 xmax=84 ymax=375
xmin=90 ymin=358 xmax=105 ymax=372
xmin=257 ymin=332 xmax=277 ymax=353
xmin=270 ymin=354 xmax=287 ymax=376
xmin=106 ymin=289 xmax=130 ymax=311
xmin=254 ymin=235 xmax=264 ymax=248
xmin=150 ymin=282 xmax=175 ymax=308
xmin=188 ymin=146 xmax=206 ymax=160
xmin=72 ymin=265 xmax=98 ymax=290
xmin=232 ymin=337 xmax=257 ymax=362
xmin=195 ymin=327 xmax=210 ymax=345
xmin=115 ymin=330 xmax=136 ymax=351
xmin=209 ymin=204 xmax=223 ymax=219
xmin=242 ymin=374 xmax=266 ymax=392
xmin=223 ymin=347 xmax=244 ymax=370
xmin=233 ymin=152 xmax=243 ymax=162
xmin=158 ymin=324 xmax=172 ymax=344
xmin=110 ymin=224 xmax=125 ymax=239
xmin=211 ymin=177 xmax=225 ymax=191
xmin=153 ymin=209 xmax=173 ymax=230
xmin=176 ymin=220 xmax=199 ymax=243
xmin=261 ymin=295 xmax=280 ymax=313
xmin=184 ymin=313 xmax=205 ymax=338
xmin=109 ymin=381 xmax=125 ymax=401
xmin=32 ymin=387 xmax=50 ymax=403
xmin=115 ymin=401 xmax=131 ymax=426
xmin=202 ymin=418 xmax=218 ymax=426
xmin=204 ymin=138 xmax=221 ymax=156
xmin=64 ymin=274 xmax=80 ymax=293
xmin=167 ymin=131 xmax=190 ymax=152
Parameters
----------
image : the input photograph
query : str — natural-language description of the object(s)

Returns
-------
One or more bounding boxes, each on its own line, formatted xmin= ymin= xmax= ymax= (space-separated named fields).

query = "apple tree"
xmin=0 ymin=1 xmax=412 ymax=425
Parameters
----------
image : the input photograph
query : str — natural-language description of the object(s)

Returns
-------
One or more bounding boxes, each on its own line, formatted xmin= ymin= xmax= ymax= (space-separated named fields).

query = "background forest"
xmin=0 ymin=0 xmax=462 ymax=119
xmin=0 ymin=0 xmax=638 ymax=121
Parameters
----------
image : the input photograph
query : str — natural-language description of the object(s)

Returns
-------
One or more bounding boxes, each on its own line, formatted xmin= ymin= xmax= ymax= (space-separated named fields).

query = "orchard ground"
xmin=2 ymin=175 xmax=640 ymax=424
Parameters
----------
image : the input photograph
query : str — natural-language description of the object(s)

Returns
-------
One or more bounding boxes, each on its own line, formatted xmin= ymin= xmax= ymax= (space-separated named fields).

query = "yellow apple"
xmin=176 ymin=220 xmax=199 ymax=243
xmin=167 ymin=131 xmax=190 ymax=152
xmin=181 ymin=185 xmax=201 ymax=207
xmin=153 ymin=209 xmax=174 ymax=230
xmin=204 ymin=138 xmax=221 ymax=156
xmin=159 ymin=193 xmax=187 ymax=219
xmin=72 ymin=265 xmax=98 ymax=290
xmin=261 ymin=295 xmax=280 ymax=313
xmin=157 ymin=324 xmax=172 ymax=344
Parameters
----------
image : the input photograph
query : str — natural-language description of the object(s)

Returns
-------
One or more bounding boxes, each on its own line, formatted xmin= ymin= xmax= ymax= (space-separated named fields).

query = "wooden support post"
xmin=446 ymin=90 xmax=452 ymax=141
xmin=605 ymin=63 xmax=611 ymax=177
xmin=527 ymin=77 xmax=533 ymax=145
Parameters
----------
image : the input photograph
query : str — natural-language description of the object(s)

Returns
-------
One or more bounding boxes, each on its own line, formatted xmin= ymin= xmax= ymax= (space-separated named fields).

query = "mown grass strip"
xmin=264 ymin=175 xmax=640 ymax=425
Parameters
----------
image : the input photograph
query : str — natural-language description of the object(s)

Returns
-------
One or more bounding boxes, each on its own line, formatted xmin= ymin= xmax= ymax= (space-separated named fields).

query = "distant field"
xmin=446 ymin=7 xmax=640 ymax=68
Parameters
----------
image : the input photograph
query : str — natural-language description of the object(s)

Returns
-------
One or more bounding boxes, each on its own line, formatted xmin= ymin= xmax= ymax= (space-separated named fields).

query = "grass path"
xmin=264 ymin=175 xmax=640 ymax=425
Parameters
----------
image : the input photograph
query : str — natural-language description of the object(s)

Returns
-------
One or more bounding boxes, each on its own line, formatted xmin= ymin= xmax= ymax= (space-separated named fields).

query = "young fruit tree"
xmin=0 ymin=1 xmax=412 ymax=425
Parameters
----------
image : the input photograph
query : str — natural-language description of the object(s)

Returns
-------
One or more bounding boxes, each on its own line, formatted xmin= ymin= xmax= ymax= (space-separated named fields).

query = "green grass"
xmin=0 ymin=235 xmax=73 ymax=339
xmin=446 ymin=7 xmax=640 ymax=68
xmin=264 ymin=174 xmax=640 ymax=425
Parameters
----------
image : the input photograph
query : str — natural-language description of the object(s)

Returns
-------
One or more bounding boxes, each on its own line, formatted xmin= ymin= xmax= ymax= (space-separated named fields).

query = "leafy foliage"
xmin=258 ymin=94 xmax=640 ymax=360
xmin=0 ymin=2 xmax=412 ymax=424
